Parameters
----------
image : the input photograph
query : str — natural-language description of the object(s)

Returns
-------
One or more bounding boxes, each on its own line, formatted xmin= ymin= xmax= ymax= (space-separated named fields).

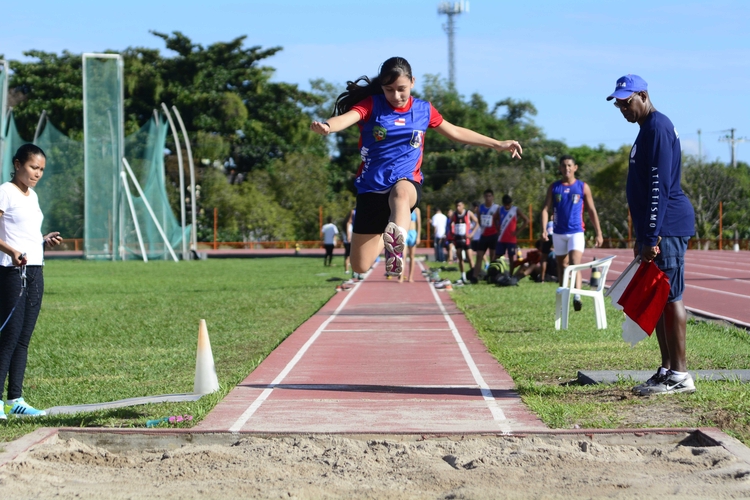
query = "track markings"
xmin=421 ymin=263 xmax=512 ymax=434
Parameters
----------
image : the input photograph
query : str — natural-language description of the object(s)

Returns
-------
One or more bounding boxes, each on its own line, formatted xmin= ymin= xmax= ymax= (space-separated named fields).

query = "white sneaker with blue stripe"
xmin=7 ymin=397 xmax=46 ymax=417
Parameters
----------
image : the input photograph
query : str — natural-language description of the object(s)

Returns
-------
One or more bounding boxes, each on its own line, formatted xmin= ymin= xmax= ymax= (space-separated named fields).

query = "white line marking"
xmin=420 ymin=263 xmax=512 ymax=434
xmin=685 ymin=284 xmax=750 ymax=300
xmin=228 ymin=267 xmax=372 ymax=433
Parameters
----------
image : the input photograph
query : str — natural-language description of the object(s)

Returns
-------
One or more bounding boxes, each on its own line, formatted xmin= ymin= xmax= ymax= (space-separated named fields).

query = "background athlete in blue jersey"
xmin=541 ymin=155 xmax=603 ymax=311
xmin=311 ymin=57 xmax=522 ymax=278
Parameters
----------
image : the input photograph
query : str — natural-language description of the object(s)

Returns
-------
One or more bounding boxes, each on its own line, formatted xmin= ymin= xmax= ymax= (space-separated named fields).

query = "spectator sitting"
xmin=514 ymin=238 xmax=557 ymax=283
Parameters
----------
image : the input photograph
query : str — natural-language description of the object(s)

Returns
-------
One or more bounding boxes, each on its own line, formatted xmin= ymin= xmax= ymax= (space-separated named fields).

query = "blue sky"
xmin=3 ymin=0 xmax=749 ymax=164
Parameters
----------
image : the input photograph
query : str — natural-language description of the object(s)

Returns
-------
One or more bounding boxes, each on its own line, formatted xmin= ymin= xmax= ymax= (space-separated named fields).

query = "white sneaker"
xmin=637 ymin=371 xmax=695 ymax=396
xmin=632 ymin=369 xmax=668 ymax=394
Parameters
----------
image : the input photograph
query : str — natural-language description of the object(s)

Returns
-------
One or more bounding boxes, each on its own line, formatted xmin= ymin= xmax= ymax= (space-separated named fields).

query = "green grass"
xmin=439 ymin=267 xmax=750 ymax=444
xmin=0 ymin=257 xmax=340 ymax=442
xmin=6 ymin=258 xmax=750 ymax=447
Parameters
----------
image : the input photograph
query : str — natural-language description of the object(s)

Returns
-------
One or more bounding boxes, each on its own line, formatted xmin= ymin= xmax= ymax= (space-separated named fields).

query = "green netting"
xmin=35 ymin=120 xmax=84 ymax=237
xmin=1 ymin=114 xmax=25 ymax=184
xmin=122 ymin=117 xmax=188 ymax=260
xmin=83 ymin=55 xmax=124 ymax=260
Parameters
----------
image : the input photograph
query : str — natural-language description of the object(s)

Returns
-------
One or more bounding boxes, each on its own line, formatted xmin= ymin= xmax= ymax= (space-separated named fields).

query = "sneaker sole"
xmin=383 ymin=222 xmax=404 ymax=276
xmin=637 ymin=385 xmax=696 ymax=396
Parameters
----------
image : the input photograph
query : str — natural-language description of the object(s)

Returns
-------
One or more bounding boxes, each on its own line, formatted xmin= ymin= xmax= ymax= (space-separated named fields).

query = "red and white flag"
xmin=394 ymin=118 xmax=406 ymax=126
xmin=606 ymin=257 xmax=670 ymax=346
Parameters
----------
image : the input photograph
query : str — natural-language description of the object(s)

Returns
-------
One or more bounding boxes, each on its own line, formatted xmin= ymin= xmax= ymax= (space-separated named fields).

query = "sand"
xmin=2 ymin=434 xmax=750 ymax=499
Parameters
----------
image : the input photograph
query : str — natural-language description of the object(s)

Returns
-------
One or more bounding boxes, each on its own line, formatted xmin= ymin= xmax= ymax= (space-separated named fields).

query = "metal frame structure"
xmin=437 ymin=1 xmax=468 ymax=89
xmin=172 ymin=106 xmax=198 ymax=253
xmin=161 ymin=103 xmax=189 ymax=259
xmin=122 ymin=158 xmax=179 ymax=262
xmin=0 ymin=60 xmax=8 ymax=181
xmin=82 ymin=53 xmax=125 ymax=261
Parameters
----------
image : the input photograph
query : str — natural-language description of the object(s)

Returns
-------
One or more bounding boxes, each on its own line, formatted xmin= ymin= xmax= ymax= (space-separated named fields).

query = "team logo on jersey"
xmin=394 ymin=118 xmax=406 ymax=126
xmin=410 ymin=130 xmax=424 ymax=148
xmin=572 ymin=194 xmax=581 ymax=204
xmin=555 ymin=194 xmax=562 ymax=203
xmin=373 ymin=126 xmax=387 ymax=141
xmin=630 ymin=144 xmax=637 ymax=158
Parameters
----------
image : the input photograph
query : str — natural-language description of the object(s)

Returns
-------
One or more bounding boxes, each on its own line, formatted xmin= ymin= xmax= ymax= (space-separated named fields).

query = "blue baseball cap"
xmin=606 ymin=74 xmax=648 ymax=101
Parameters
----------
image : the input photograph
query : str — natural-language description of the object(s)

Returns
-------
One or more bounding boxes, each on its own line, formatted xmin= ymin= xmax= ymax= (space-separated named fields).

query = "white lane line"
xmin=420 ymin=263 xmax=513 ymax=434
xmin=228 ymin=266 xmax=372 ymax=433
xmin=686 ymin=284 xmax=750 ymax=300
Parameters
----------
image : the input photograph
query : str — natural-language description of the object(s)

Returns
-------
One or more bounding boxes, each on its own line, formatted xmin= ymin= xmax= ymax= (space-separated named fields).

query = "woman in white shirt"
xmin=0 ymin=144 xmax=62 ymax=417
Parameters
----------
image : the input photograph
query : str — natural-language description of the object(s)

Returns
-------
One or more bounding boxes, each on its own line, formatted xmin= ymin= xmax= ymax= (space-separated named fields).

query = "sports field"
xmin=0 ymin=258 xmax=336 ymax=442
xmin=2 ymin=257 xmax=749 ymax=446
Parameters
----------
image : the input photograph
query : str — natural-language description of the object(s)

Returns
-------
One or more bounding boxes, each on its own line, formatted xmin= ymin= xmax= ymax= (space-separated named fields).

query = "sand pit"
xmin=2 ymin=432 xmax=750 ymax=499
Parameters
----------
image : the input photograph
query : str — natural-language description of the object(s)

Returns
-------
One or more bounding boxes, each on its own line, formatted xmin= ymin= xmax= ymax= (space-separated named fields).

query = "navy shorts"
xmin=637 ymin=236 xmax=689 ymax=303
xmin=495 ymin=241 xmax=517 ymax=259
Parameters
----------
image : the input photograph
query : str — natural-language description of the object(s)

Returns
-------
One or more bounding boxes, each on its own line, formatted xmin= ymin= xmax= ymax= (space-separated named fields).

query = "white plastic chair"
xmin=555 ymin=255 xmax=616 ymax=330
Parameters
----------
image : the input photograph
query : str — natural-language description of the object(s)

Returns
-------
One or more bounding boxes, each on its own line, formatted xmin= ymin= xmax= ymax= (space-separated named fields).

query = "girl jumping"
xmin=311 ymin=57 xmax=522 ymax=276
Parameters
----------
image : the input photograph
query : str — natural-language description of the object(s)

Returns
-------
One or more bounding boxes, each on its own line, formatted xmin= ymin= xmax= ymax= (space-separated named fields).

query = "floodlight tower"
xmin=438 ymin=1 xmax=468 ymax=90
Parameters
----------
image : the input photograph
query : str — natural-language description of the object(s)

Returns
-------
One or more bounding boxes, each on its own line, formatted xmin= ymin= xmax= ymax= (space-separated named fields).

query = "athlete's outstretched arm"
xmin=434 ymin=120 xmax=522 ymax=159
xmin=310 ymin=109 xmax=361 ymax=136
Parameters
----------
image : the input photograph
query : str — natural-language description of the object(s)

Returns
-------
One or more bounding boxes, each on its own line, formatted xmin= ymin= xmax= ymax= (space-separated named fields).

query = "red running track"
xmin=589 ymin=249 xmax=750 ymax=327
xmin=197 ymin=263 xmax=546 ymax=434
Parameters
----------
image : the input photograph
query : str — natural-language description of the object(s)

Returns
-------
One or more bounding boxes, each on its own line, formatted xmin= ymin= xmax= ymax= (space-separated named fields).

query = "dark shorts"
xmin=496 ymin=241 xmax=518 ymax=259
xmin=352 ymin=180 xmax=422 ymax=235
xmin=343 ymin=243 xmax=351 ymax=258
xmin=478 ymin=234 xmax=499 ymax=252
xmin=324 ymin=244 xmax=334 ymax=257
xmin=637 ymin=236 xmax=689 ymax=303
xmin=470 ymin=239 xmax=480 ymax=252
xmin=453 ymin=238 xmax=470 ymax=250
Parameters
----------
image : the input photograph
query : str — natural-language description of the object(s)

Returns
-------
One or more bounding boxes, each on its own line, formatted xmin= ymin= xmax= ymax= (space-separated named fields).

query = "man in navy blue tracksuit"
xmin=608 ymin=74 xmax=696 ymax=396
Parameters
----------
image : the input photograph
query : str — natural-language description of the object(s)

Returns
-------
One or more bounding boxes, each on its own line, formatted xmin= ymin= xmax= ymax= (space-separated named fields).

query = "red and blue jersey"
xmin=478 ymin=203 xmax=499 ymax=237
xmin=552 ymin=179 xmax=586 ymax=234
xmin=352 ymin=95 xmax=443 ymax=194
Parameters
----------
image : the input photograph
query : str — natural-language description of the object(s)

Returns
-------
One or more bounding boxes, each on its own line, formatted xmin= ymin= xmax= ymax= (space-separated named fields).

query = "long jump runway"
xmin=602 ymin=249 xmax=750 ymax=327
xmin=197 ymin=264 xmax=545 ymax=434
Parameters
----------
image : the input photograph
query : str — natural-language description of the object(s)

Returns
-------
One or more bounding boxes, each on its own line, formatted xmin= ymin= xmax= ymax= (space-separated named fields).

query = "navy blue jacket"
xmin=626 ymin=111 xmax=695 ymax=246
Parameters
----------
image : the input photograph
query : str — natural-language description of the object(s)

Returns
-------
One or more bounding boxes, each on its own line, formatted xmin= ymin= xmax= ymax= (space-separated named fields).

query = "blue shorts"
xmin=495 ymin=242 xmax=517 ymax=259
xmin=406 ymin=229 xmax=418 ymax=247
xmin=637 ymin=236 xmax=689 ymax=303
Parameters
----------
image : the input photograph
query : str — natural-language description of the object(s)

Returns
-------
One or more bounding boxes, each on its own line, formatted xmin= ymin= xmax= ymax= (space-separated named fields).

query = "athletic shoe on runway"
xmin=8 ymin=397 xmax=46 ymax=417
xmin=434 ymin=279 xmax=452 ymax=289
xmin=637 ymin=371 xmax=695 ymax=396
xmin=437 ymin=283 xmax=453 ymax=292
xmin=383 ymin=222 xmax=404 ymax=277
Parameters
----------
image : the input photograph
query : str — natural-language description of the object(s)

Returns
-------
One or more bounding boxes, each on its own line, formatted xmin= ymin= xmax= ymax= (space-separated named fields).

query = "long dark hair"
xmin=332 ymin=57 xmax=413 ymax=116
xmin=13 ymin=143 xmax=46 ymax=166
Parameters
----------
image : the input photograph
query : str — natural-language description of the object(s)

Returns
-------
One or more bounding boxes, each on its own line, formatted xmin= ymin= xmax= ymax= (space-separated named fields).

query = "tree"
xmin=682 ymin=157 xmax=739 ymax=245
